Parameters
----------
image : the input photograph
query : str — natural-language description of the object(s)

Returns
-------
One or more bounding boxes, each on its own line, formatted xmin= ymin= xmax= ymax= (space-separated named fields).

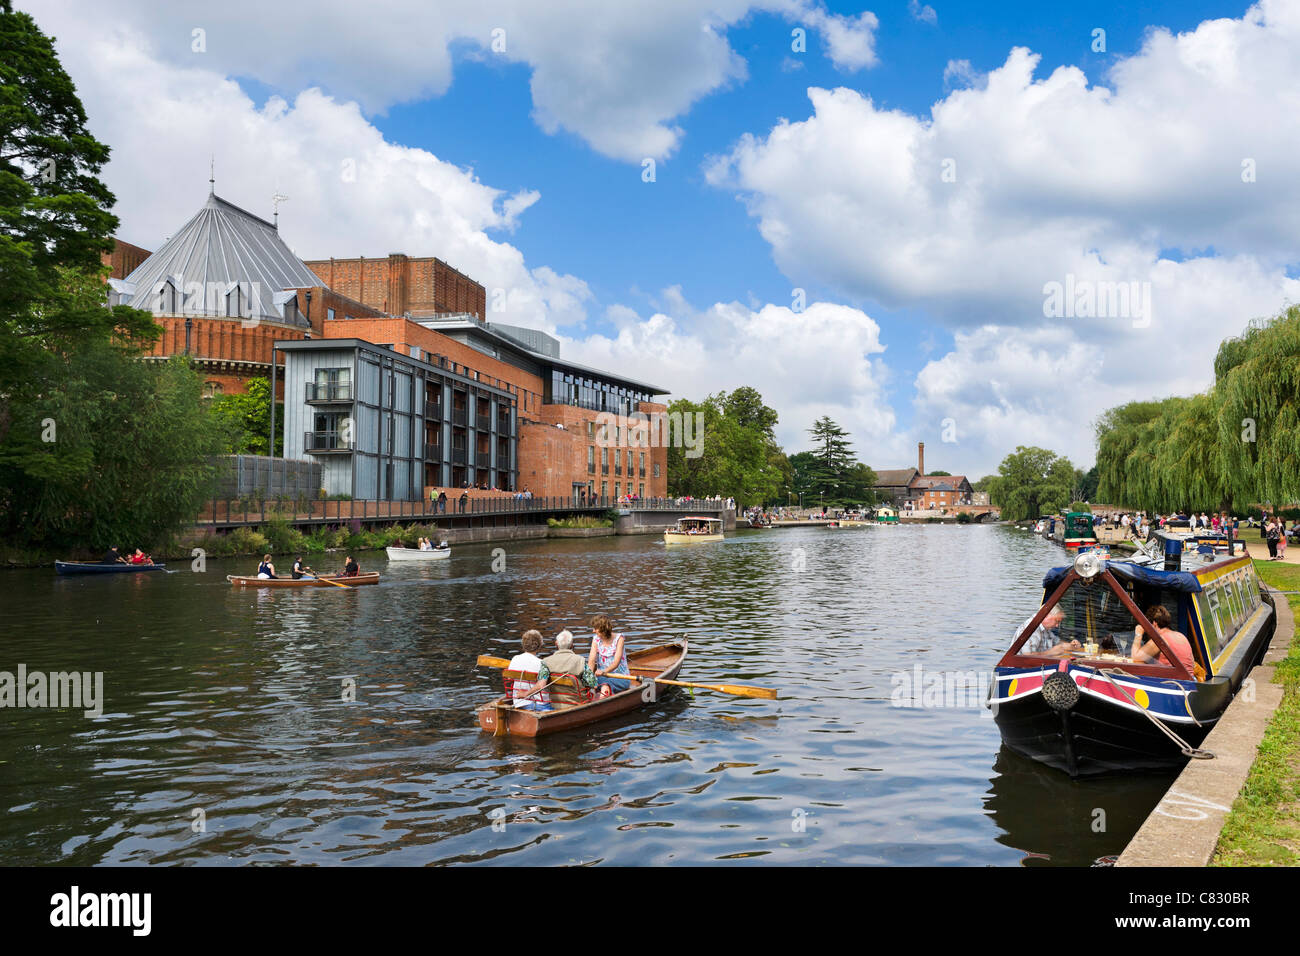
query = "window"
xmin=601 ymin=482 xmax=607 ymax=498
xmin=653 ymin=463 xmax=661 ymax=478
xmin=587 ymin=421 xmax=596 ymax=439
xmin=203 ymin=381 xmax=223 ymax=399
xmin=614 ymin=483 xmax=620 ymax=498
xmin=328 ymin=308 xmax=336 ymax=320
xmin=639 ymin=452 xmax=646 ymax=477
xmin=638 ymin=483 xmax=644 ymax=498
xmin=601 ymin=447 xmax=608 ymax=474
xmin=588 ymin=446 xmax=596 ymax=474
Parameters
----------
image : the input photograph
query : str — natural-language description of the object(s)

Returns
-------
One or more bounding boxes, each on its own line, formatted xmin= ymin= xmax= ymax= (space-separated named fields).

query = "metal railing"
xmin=451 ymin=448 xmax=467 ymax=465
xmin=306 ymin=383 xmax=353 ymax=402
xmin=198 ymin=495 xmax=730 ymax=528
xmin=304 ymin=431 xmax=354 ymax=452
xmin=451 ymin=408 xmax=468 ymax=426
xmin=424 ymin=400 xmax=442 ymax=420
xmin=423 ymin=442 xmax=441 ymax=461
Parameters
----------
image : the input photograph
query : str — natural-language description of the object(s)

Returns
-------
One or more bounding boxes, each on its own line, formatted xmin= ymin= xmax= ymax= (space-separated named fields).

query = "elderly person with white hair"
xmin=1015 ymin=605 xmax=1079 ymax=658
xmin=537 ymin=629 xmax=598 ymax=705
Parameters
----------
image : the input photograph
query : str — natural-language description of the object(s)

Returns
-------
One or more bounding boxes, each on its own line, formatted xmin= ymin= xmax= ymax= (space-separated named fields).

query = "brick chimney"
xmin=918 ymin=441 xmax=925 ymax=476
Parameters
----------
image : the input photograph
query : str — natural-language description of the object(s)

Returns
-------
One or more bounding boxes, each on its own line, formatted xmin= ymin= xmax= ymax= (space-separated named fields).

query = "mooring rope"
xmin=1088 ymin=665 xmax=1215 ymax=760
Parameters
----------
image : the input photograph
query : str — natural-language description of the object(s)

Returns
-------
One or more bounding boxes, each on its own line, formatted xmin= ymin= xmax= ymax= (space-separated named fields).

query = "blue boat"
xmin=988 ymin=532 xmax=1275 ymax=776
xmin=55 ymin=561 xmax=167 ymax=575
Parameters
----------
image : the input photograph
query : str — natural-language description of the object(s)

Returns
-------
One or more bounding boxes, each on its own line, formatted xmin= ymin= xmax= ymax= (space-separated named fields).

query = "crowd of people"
xmin=505 ymin=615 xmax=632 ymax=712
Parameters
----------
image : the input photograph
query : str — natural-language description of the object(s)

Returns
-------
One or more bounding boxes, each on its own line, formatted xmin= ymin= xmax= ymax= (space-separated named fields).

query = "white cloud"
xmin=707 ymin=1 xmax=1300 ymax=470
xmin=942 ymin=58 xmax=980 ymax=89
xmin=561 ymin=295 xmax=905 ymax=460
xmin=908 ymin=0 xmax=937 ymax=26
xmin=24 ymin=0 xmax=879 ymax=162
xmin=30 ymin=18 xmax=588 ymax=331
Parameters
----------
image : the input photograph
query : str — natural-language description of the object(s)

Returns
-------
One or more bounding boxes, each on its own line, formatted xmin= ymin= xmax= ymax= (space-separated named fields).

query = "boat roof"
xmin=680 ymin=515 xmax=722 ymax=522
xmin=1043 ymin=560 xmax=1203 ymax=594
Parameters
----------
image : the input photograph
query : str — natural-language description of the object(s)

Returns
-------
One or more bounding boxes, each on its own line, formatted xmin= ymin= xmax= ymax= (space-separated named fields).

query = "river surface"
xmin=0 ymin=524 xmax=1176 ymax=866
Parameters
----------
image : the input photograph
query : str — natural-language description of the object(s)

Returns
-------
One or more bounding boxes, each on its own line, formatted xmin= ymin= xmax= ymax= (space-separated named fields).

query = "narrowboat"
xmin=1060 ymin=511 xmax=1099 ymax=552
xmin=988 ymin=533 xmax=1275 ymax=776
xmin=664 ymin=516 xmax=724 ymax=544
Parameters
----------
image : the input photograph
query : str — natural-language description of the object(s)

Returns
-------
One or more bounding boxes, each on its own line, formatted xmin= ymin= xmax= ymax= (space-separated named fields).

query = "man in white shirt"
xmin=508 ymin=630 xmax=551 ymax=711
xmin=1014 ymin=606 xmax=1077 ymax=657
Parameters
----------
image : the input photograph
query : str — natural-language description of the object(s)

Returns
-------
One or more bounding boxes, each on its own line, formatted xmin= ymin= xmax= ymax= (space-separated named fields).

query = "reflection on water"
xmin=0 ymin=524 xmax=1174 ymax=865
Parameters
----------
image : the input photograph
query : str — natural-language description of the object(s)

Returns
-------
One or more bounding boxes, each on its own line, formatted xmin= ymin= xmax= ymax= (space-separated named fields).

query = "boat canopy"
xmin=1042 ymin=560 xmax=1203 ymax=594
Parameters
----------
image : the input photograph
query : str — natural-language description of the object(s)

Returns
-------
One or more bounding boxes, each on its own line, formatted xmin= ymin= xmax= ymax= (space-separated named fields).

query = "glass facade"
xmin=545 ymin=369 xmax=651 ymax=415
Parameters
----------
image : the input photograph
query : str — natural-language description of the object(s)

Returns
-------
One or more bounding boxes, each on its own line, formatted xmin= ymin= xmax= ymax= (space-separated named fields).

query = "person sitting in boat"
xmin=588 ymin=615 xmax=631 ymax=697
xmin=418 ymin=537 xmax=432 ymax=550
xmin=257 ymin=554 xmax=277 ymax=579
xmin=1133 ymin=605 xmax=1198 ymax=676
xmin=341 ymin=555 xmax=360 ymax=577
xmin=101 ymin=546 xmax=125 ymax=565
xmin=538 ymin=630 xmax=598 ymax=703
xmin=129 ymin=548 xmax=152 ymax=565
xmin=436 ymin=539 xmax=449 ymax=550
xmin=1014 ymin=606 xmax=1078 ymax=658
xmin=508 ymin=629 xmax=551 ymax=711
xmin=291 ymin=556 xmax=313 ymax=580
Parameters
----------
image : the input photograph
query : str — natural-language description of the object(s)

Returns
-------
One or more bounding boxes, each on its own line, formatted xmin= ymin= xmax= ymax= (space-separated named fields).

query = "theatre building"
xmin=279 ymin=312 xmax=669 ymax=502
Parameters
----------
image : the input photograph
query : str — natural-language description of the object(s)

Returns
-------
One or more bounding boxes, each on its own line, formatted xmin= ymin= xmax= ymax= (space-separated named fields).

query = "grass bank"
xmin=1210 ymin=559 xmax=1300 ymax=866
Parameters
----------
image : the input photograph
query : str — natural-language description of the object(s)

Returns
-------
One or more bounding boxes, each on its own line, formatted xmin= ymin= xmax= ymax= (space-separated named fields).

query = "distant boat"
xmin=386 ymin=545 xmax=451 ymax=561
xmin=664 ymin=516 xmax=724 ymax=544
xmin=1061 ymin=511 xmax=1099 ymax=552
xmin=56 ymin=561 xmax=166 ymax=575
xmin=226 ymin=572 xmax=380 ymax=588
xmin=875 ymin=507 xmax=898 ymax=524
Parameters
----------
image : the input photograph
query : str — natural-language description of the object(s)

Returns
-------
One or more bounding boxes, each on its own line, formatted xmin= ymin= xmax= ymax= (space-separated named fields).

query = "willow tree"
xmin=1213 ymin=304 xmax=1300 ymax=508
xmin=1094 ymin=399 xmax=1166 ymax=507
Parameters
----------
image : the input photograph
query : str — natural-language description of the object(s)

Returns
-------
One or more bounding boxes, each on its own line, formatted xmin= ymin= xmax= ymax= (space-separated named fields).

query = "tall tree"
xmin=987 ymin=446 xmax=1075 ymax=521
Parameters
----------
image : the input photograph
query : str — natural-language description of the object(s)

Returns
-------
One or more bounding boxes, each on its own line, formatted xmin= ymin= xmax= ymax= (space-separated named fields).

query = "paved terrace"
xmin=197 ymin=494 xmax=729 ymax=531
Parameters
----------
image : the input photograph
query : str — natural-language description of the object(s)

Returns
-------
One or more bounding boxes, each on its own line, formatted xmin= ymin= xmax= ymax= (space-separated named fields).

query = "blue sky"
xmin=27 ymin=0 xmax=1300 ymax=475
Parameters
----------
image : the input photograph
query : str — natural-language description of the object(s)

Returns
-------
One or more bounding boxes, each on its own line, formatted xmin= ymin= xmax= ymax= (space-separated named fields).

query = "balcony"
xmin=451 ymin=407 xmax=468 ymax=426
xmin=304 ymin=431 xmax=353 ymax=453
xmin=424 ymin=442 xmax=441 ymax=461
xmin=476 ymin=413 xmax=491 ymax=432
xmin=424 ymin=400 xmax=442 ymax=421
xmin=588 ymin=463 xmax=596 ymax=475
xmin=451 ymin=447 xmax=467 ymax=465
xmin=305 ymin=383 xmax=353 ymax=403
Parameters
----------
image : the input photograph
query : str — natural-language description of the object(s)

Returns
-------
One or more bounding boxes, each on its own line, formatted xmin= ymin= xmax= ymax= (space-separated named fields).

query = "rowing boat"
xmin=56 ymin=561 xmax=167 ymax=575
xmin=477 ymin=640 xmax=688 ymax=737
xmin=385 ymin=545 xmax=450 ymax=561
xmin=226 ymin=572 xmax=380 ymax=588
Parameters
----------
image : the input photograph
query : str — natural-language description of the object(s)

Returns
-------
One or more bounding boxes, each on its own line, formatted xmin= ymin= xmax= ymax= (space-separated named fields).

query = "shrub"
xmin=227 ymin=527 xmax=268 ymax=555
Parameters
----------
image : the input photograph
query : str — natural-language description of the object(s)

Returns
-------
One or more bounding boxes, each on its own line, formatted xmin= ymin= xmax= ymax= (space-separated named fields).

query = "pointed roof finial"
xmin=209 ymin=155 xmax=215 ymax=194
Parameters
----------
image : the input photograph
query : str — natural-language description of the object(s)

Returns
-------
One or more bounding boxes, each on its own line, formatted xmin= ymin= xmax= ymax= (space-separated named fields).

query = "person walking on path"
xmin=1266 ymin=516 xmax=1280 ymax=559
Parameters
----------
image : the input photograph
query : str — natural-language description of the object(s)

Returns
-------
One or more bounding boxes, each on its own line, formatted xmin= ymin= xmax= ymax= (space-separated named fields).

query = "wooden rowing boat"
xmin=477 ymin=640 xmax=688 ymax=737
xmin=226 ymin=572 xmax=380 ymax=588
xmin=56 ymin=561 xmax=166 ymax=575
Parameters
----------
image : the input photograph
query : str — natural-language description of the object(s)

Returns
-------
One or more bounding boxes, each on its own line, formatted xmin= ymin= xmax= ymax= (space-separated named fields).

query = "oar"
xmin=305 ymin=572 xmax=352 ymax=590
xmin=474 ymin=655 xmax=777 ymax=699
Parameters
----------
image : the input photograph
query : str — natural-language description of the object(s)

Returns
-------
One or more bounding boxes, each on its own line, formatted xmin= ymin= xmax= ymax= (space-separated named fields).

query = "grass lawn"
xmin=1210 ymin=560 xmax=1300 ymax=866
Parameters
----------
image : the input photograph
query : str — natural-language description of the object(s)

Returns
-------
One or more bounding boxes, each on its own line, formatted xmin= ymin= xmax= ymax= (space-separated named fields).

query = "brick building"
xmin=304 ymin=254 xmax=486 ymax=320
xmin=873 ymin=443 xmax=974 ymax=510
xmin=107 ymin=186 xmax=670 ymax=502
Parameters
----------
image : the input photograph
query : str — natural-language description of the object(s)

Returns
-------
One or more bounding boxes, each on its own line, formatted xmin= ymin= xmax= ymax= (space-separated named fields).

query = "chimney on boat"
xmin=918 ymin=442 xmax=925 ymax=476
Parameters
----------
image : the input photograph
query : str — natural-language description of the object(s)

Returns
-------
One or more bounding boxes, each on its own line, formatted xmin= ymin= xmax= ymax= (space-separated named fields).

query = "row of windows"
xmin=1198 ymin=567 xmax=1262 ymax=659
xmin=587 ymin=482 xmax=646 ymax=498
xmin=547 ymin=370 xmax=650 ymax=415
xmin=587 ymin=447 xmax=647 ymax=475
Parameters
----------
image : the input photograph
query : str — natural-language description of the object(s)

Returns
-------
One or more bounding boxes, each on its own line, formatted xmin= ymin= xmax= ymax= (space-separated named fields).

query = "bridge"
xmin=196 ymin=494 xmax=733 ymax=533
xmin=899 ymin=504 xmax=1001 ymax=522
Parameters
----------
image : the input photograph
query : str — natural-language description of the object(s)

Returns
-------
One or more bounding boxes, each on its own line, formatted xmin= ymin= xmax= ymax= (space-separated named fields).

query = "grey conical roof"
xmin=120 ymin=192 xmax=319 ymax=325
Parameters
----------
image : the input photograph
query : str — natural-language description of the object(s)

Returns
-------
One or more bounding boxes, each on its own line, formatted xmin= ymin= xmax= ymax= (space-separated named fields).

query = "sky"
xmin=21 ymin=0 xmax=1300 ymax=477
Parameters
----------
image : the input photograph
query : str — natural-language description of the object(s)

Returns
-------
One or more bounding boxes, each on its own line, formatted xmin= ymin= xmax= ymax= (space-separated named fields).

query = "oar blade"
xmin=717 ymin=684 xmax=778 ymax=699
xmin=477 ymin=655 xmax=511 ymax=669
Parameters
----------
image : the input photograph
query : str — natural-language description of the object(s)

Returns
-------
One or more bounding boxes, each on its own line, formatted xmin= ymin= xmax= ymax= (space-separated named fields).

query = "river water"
xmin=0 ymin=523 xmax=1176 ymax=866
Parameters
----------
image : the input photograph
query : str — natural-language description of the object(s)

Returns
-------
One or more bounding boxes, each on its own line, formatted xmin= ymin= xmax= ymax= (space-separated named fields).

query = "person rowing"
xmin=341 ymin=555 xmax=360 ymax=577
xmin=101 ymin=546 xmax=126 ymax=565
xmin=291 ymin=556 xmax=314 ymax=580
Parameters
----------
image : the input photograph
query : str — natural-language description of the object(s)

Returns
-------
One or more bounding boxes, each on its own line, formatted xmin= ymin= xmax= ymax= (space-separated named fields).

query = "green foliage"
xmin=791 ymin=418 xmax=877 ymax=508
xmin=666 ymin=387 xmax=790 ymax=507
xmin=0 ymin=6 xmax=159 ymax=383
xmin=987 ymin=446 xmax=1075 ymax=521
xmin=1094 ymin=306 xmax=1300 ymax=512
xmin=547 ymin=516 xmax=612 ymax=528
xmin=210 ymin=377 xmax=282 ymax=456
xmin=956 ymin=511 xmax=972 ymax=524
xmin=926 ymin=470 xmax=952 ymax=476
xmin=1069 ymin=502 xmax=1092 ymax=513
xmin=0 ymin=339 xmax=224 ymax=551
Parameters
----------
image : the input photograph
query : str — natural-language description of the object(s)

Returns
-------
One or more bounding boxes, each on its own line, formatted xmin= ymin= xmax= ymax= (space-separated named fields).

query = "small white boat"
xmin=386 ymin=545 xmax=451 ymax=561
xmin=664 ymin=516 xmax=724 ymax=544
